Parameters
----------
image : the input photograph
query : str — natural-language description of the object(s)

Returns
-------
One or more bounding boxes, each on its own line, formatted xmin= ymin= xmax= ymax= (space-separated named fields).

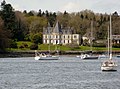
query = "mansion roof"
xmin=112 ymin=35 xmax=120 ymax=40
xmin=43 ymin=21 xmax=73 ymax=34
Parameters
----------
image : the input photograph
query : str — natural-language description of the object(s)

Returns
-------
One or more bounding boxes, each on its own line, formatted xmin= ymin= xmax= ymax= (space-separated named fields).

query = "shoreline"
xmin=0 ymin=50 xmax=120 ymax=58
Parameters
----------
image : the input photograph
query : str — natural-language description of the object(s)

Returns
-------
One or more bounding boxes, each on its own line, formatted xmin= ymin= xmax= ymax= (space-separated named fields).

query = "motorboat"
xmin=81 ymin=54 xmax=98 ymax=60
xmin=35 ymin=50 xmax=59 ymax=60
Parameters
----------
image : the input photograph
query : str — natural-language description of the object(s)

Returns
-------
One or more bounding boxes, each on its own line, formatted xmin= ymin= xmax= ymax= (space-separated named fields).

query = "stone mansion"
xmin=43 ymin=21 xmax=80 ymax=45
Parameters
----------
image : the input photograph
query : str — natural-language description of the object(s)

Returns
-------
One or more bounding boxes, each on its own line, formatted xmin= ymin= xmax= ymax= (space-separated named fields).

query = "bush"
xmin=93 ymin=43 xmax=106 ymax=47
xmin=30 ymin=43 xmax=38 ymax=50
xmin=9 ymin=40 xmax=18 ymax=48
xmin=67 ymin=43 xmax=80 ymax=50
xmin=22 ymin=43 xmax=28 ymax=48
xmin=31 ymin=34 xmax=41 ymax=44
xmin=19 ymin=45 xmax=24 ymax=49
xmin=113 ymin=44 xmax=120 ymax=48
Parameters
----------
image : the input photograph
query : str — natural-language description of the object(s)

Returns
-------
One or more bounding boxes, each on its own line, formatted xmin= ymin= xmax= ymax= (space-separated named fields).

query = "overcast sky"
xmin=4 ymin=0 xmax=120 ymax=14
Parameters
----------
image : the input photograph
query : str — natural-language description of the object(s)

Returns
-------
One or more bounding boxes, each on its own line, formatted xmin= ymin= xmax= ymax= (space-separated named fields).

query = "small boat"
xmin=35 ymin=50 xmax=59 ymax=60
xmin=99 ymin=54 xmax=109 ymax=58
xmin=81 ymin=54 xmax=98 ymax=60
xmin=116 ymin=55 xmax=120 ymax=58
xmin=76 ymin=55 xmax=81 ymax=58
xmin=101 ymin=59 xmax=117 ymax=71
xmin=101 ymin=15 xmax=117 ymax=71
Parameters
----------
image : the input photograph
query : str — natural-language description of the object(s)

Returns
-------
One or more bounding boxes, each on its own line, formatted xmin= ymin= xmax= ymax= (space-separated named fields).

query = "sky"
xmin=4 ymin=0 xmax=120 ymax=14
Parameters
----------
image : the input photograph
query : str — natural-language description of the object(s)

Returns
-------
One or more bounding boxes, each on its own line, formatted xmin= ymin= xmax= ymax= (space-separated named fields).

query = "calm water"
xmin=0 ymin=56 xmax=120 ymax=89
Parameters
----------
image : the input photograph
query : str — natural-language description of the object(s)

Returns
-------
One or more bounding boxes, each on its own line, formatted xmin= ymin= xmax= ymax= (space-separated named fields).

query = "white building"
xmin=112 ymin=35 xmax=120 ymax=44
xmin=82 ymin=32 xmax=95 ymax=44
xmin=43 ymin=21 xmax=80 ymax=45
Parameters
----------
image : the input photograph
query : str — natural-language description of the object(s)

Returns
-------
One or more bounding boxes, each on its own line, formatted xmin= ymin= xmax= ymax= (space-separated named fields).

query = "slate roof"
xmin=52 ymin=21 xmax=62 ymax=34
xmin=43 ymin=21 xmax=73 ymax=34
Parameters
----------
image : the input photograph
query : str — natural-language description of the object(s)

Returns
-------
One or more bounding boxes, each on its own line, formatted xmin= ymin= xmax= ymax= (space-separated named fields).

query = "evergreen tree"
xmin=28 ymin=11 xmax=34 ymax=16
xmin=23 ymin=10 xmax=27 ymax=14
xmin=37 ymin=9 xmax=42 ymax=17
xmin=0 ymin=17 xmax=11 ymax=51
xmin=45 ymin=10 xmax=49 ymax=18
xmin=0 ymin=0 xmax=24 ymax=41
xmin=80 ymin=14 xmax=84 ymax=19
xmin=1 ymin=1 xmax=16 ymax=37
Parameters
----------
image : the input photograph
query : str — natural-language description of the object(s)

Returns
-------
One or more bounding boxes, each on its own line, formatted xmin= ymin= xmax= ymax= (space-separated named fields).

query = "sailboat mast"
xmin=90 ymin=21 xmax=93 ymax=52
xmin=48 ymin=23 xmax=51 ymax=54
xmin=108 ymin=26 xmax=110 ymax=58
xmin=48 ymin=30 xmax=50 ymax=53
xmin=109 ymin=14 xmax=112 ymax=60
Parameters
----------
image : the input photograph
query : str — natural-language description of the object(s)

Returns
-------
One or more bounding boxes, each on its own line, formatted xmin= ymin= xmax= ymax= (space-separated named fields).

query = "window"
xmin=60 ymin=35 xmax=61 ymax=39
xmin=74 ymin=35 xmax=76 ymax=38
xmin=56 ymin=40 xmax=58 ymax=44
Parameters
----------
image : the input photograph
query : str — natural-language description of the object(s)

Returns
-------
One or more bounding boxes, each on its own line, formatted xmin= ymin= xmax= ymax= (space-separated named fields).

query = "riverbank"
xmin=0 ymin=50 xmax=120 ymax=58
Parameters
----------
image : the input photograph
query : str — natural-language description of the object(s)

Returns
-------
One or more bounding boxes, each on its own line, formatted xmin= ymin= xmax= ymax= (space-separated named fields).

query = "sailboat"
xmin=35 ymin=23 xmax=59 ymax=60
xmin=101 ymin=15 xmax=117 ymax=71
xmin=35 ymin=43 xmax=60 ymax=60
xmin=35 ymin=50 xmax=59 ymax=60
xmin=81 ymin=21 xmax=98 ymax=60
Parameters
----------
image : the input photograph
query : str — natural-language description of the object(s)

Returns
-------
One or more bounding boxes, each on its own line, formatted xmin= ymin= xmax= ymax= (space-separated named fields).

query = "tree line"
xmin=0 ymin=0 xmax=120 ymax=51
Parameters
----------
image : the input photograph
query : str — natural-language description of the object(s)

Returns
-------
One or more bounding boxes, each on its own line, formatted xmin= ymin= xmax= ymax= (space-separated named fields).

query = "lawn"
xmin=9 ymin=41 xmax=120 ymax=52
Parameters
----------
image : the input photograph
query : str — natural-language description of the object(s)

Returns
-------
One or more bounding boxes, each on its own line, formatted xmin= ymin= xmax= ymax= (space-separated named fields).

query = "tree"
xmin=37 ymin=9 xmax=42 ymax=17
xmin=113 ymin=11 xmax=119 ymax=17
xmin=26 ymin=16 xmax=47 ymax=34
xmin=23 ymin=10 xmax=27 ymax=14
xmin=0 ymin=1 xmax=18 ymax=40
xmin=96 ymin=24 xmax=107 ymax=39
xmin=1 ymin=0 xmax=6 ymax=8
xmin=80 ymin=14 xmax=84 ymax=19
xmin=48 ymin=12 xmax=56 ymax=26
xmin=15 ymin=11 xmax=29 ymax=41
xmin=0 ymin=17 xmax=11 ymax=51
xmin=31 ymin=34 xmax=42 ymax=44
xmin=45 ymin=10 xmax=49 ymax=18
xmin=28 ymin=11 xmax=34 ymax=16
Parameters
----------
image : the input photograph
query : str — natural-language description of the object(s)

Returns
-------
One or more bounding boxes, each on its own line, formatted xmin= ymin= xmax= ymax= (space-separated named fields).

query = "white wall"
xmin=43 ymin=34 xmax=80 ymax=45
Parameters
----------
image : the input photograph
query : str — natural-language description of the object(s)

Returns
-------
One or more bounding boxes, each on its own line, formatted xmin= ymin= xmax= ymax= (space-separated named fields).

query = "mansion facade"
xmin=43 ymin=21 xmax=80 ymax=45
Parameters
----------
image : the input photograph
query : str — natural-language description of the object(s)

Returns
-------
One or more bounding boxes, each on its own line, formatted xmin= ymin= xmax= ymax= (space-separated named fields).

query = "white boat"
xmin=81 ymin=53 xmax=98 ymax=59
xmin=101 ymin=15 xmax=117 ymax=71
xmin=99 ymin=54 xmax=109 ymax=58
xmin=35 ymin=50 xmax=59 ymax=60
xmin=101 ymin=59 xmax=117 ymax=71
xmin=116 ymin=55 xmax=120 ymax=58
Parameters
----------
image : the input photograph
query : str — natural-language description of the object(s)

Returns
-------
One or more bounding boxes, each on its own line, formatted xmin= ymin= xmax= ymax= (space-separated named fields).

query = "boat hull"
xmin=82 ymin=56 xmax=98 ymax=60
xmin=101 ymin=66 xmax=117 ymax=71
xmin=35 ymin=56 xmax=59 ymax=60
xmin=116 ymin=55 xmax=120 ymax=58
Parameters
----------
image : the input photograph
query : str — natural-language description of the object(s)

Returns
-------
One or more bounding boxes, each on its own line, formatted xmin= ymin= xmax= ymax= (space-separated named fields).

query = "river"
xmin=0 ymin=56 xmax=120 ymax=89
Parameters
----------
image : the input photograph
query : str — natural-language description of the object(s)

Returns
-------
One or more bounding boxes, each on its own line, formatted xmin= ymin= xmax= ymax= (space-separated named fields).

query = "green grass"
xmin=17 ymin=41 xmax=32 ymax=47
xmin=9 ymin=41 xmax=120 ymax=52
xmin=39 ymin=44 xmax=71 ymax=51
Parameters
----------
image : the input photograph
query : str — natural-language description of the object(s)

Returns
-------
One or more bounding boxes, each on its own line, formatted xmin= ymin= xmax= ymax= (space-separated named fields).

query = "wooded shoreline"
xmin=0 ymin=51 xmax=120 ymax=58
